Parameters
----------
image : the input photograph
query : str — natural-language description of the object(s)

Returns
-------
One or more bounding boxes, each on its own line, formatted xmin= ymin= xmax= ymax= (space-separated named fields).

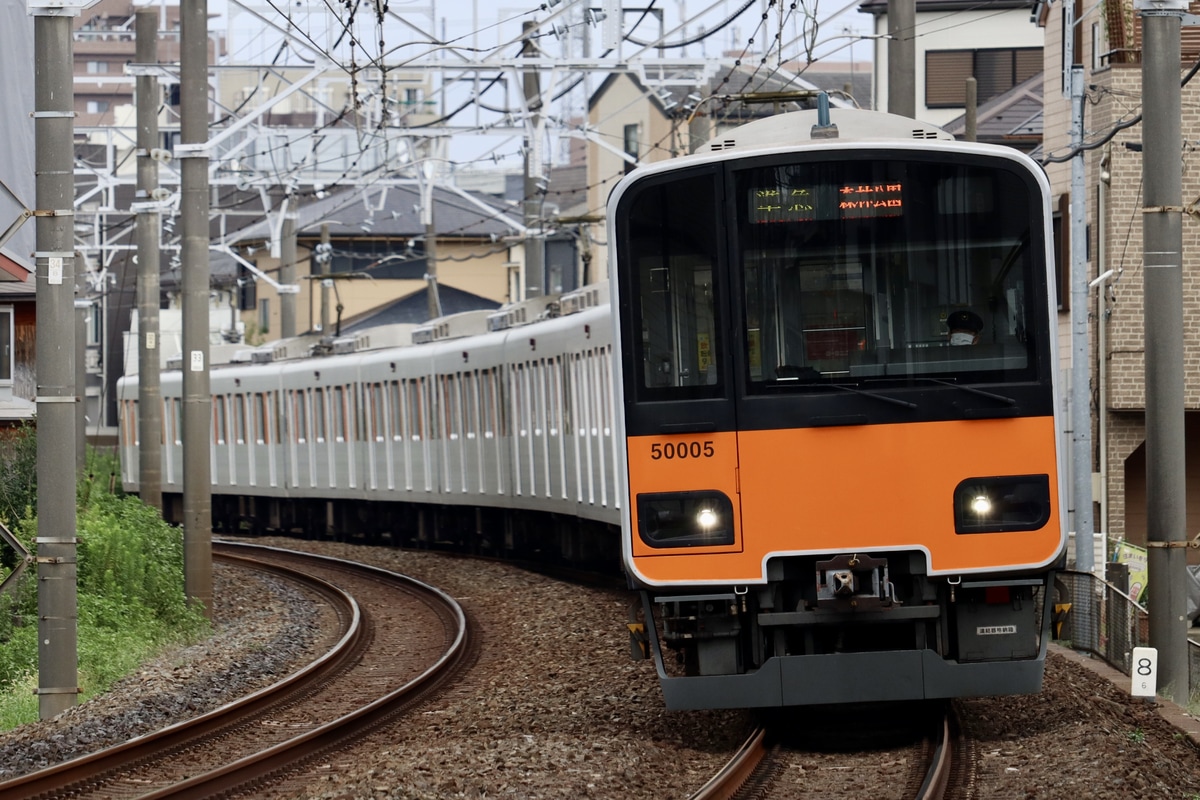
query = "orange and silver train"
xmin=610 ymin=105 xmax=1066 ymax=708
xmin=117 ymin=104 xmax=1065 ymax=712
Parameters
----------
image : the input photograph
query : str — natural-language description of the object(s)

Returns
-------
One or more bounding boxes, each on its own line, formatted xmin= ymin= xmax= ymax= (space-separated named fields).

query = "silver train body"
xmin=117 ymin=284 xmax=622 ymax=558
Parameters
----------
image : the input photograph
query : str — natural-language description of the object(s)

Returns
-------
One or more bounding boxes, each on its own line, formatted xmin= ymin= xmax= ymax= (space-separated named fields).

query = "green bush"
xmin=0 ymin=434 xmax=209 ymax=727
xmin=0 ymin=423 xmax=36 ymax=531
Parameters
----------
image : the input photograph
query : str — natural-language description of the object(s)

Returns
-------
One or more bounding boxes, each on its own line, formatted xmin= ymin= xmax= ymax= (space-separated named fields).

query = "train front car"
xmin=611 ymin=108 xmax=1066 ymax=710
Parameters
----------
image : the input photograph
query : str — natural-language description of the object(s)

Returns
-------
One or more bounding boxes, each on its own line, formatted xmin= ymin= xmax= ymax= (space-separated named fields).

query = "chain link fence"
xmin=1054 ymin=566 xmax=1200 ymax=697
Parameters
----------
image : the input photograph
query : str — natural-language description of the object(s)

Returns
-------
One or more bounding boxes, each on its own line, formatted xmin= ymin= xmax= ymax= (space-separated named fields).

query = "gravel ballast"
xmin=2 ymin=539 xmax=1200 ymax=799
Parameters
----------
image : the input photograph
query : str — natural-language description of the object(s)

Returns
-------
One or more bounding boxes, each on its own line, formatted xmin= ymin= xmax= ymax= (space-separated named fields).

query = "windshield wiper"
xmin=802 ymin=381 xmax=918 ymax=409
xmin=906 ymin=377 xmax=1017 ymax=406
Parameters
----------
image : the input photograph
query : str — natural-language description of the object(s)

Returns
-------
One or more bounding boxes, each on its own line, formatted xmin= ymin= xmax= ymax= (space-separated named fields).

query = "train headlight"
xmin=953 ymin=475 xmax=1051 ymax=534
xmin=637 ymin=491 xmax=735 ymax=548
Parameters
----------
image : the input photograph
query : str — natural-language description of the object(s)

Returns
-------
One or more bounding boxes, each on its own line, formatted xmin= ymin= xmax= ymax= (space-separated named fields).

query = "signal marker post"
xmin=1131 ymin=646 xmax=1159 ymax=700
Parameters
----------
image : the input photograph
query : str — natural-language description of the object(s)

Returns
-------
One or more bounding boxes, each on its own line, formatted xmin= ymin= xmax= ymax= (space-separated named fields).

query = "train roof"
xmin=697 ymin=108 xmax=954 ymax=155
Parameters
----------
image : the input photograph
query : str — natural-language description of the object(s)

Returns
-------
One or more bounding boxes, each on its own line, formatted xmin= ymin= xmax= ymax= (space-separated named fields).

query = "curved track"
xmin=689 ymin=710 xmax=955 ymax=800
xmin=0 ymin=542 xmax=468 ymax=800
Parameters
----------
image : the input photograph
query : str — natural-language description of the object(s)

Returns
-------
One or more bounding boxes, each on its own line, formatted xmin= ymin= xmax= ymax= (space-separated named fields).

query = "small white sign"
xmin=145 ymin=331 xmax=156 ymax=350
xmin=48 ymin=257 xmax=63 ymax=285
xmin=1131 ymin=646 xmax=1158 ymax=698
xmin=190 ymin=350 xmax=204 ymax=372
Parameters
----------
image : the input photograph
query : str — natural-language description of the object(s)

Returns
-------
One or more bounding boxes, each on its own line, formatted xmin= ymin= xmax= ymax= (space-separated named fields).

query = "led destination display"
xmin=749 ymin=182 xmax=904 ymax=224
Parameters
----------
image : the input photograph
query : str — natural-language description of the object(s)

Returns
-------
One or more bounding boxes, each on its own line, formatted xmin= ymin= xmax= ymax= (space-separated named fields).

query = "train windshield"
xmin=734 ymin=155 xmax=1042 ymax=390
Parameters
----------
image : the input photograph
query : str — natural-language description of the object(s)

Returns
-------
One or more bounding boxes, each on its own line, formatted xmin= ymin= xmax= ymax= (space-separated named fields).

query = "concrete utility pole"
xmin=279 ymin=206 xmax=296 ymax=338
xmin=886 ymin=0 xmax=916 ymax=118
xmin=964 ymin=77 xmax=977 ymax=142
xmin=1138 ymin=0 xmax=1189 ymax=705
xmin=425 ymin=213 xmax=440 ymax=320
xmin=1063 ymin=2 xmax=1096 ymax=652
xmin=135 ymin=7 xmax=163 ymax=512
xmin=522 ymin=20 xmax=544 ymax=299
xmin=318 ymin=223 xmax=331 ymax=333
xmin=179 ymin=0 xmax=212 ymax=617
xmin=32 ymin=0 xmax=79 ymax=719
xmin=419 ymin=140 xmax=443 ymax=320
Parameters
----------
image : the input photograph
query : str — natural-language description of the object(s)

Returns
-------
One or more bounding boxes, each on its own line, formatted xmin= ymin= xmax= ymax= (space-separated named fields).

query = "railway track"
xmin=0 ymin=542 xmax=469 ymax=800
xmin=690 ymin=709 xmax=957 ymax=800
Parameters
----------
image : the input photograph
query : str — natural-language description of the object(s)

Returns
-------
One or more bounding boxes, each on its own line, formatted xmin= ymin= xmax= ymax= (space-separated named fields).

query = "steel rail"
xmin=687 ymin=726 xmax=767 ymax=800
xmin=916 ymin=712 xmax=953 ymax=800
xmin=0 ymin=550 xmax=361 ymax=800
xmin=139 ymin=542 xmax=470 ymax=799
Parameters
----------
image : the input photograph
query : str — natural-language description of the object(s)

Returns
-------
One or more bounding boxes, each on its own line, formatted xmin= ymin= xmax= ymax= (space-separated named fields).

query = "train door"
xmin=613 ymin=167 xmax=743 ymax=579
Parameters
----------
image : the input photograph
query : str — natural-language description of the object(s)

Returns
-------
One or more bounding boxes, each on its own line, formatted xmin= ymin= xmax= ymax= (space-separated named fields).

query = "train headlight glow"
xmin=953 ymin=475 xmax=1052 ymax=534
xmin=637 ymin=491 xmax=735 ymax=548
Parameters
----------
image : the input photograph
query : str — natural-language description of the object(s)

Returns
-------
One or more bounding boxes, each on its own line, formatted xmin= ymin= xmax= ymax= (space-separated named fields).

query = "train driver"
xmin=946 ymin=309 xmax=984 ymax=346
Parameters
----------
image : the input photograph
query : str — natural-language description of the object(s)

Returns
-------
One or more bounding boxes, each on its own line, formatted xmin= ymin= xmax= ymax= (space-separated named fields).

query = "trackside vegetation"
xmin=0 ymin=425 xmax=208 ymax=729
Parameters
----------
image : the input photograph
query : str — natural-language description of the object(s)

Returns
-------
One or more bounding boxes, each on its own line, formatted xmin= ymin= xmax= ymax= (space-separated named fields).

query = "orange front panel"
xmin=627 ymin=431 xmax=742 ymax=556
xmin=628 ymin=417 xmax=1063 ymax=585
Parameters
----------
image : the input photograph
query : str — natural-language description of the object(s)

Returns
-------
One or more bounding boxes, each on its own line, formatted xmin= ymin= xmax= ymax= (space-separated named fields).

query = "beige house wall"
xmin=245 ymin=239 xmax=514 ymax=342
xmin=586 ymin=74 xmax=689 ymax=284
xmin=1044 ymin=0 xmax=1200 ymax=546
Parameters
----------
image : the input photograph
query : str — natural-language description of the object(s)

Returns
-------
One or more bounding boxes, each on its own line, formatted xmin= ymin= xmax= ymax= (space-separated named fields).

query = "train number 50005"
xmin=650 ymin=441 xmax=715 ymax=460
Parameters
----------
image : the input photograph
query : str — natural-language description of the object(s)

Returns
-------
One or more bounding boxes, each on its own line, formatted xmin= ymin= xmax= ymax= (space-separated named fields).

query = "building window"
xmin=925 ymin=48 xmax=1042 ymax=108
xmin=86 ymin=301 xmax=101 ymax=346
xmin=86 ymin=100 xmax=110 ymax=114
xmin=86 ymin=61 xmax=108 ymax=74
xmin=238 ymin=265 xmax=257 ymax=311
xmin=623 ymin=123 xmax=639 ymax=174
xmin=259 ymin=298 xmax=270 ymax=335
xmin=0 ymin=306 xmax=11 ymax=384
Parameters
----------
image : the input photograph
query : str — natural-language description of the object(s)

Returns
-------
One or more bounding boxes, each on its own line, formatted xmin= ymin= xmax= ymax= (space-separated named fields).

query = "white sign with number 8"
xmin=1130 ymin=646 xmax=1158 ymax=698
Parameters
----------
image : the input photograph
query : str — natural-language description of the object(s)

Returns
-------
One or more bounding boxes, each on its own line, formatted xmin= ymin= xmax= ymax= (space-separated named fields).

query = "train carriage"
xmin=610 ymin=106 xmax=1066 ymax=708
xmin=118 ymin=102 xmax=1065 ymax=712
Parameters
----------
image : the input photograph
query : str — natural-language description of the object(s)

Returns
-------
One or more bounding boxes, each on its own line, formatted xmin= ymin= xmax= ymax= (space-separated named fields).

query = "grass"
xmin=0 ymin=440 xmax=210 ymax=730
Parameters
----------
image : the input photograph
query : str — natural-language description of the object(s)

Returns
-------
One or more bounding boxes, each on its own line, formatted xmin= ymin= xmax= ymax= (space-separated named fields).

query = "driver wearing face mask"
xmin=946 ymin=309 xmax=983 ymax=346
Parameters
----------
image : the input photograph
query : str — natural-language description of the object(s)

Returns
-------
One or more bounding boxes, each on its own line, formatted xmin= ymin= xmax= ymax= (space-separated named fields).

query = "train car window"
xmin=460 ymin=373 xmax=471 ymax=438
xmin=292 ymin=390 xmax=307 ymax=444
xmin=254 ymin=393 xmax=266 ymax=445
xmin=734 ymin=154 xmax=1041 ymax=389
xmin=171 ymin=398 xmax=182 ymax=445
xmin=597 ymin=345 xmax=609 ymax=431
xmin=480 ymin=370 xmax=493 ymax=437
xmin=333 ymin=386 xmax=347 ymax=443
xmin=618 ymin=171 xmax=724 ymax=401
xmin=388 ymin=381 xmax=403 ymax=441
xmin=417 ymin=377 xmax=430 ymax=440
xmin=313 ymin=388 xmax=327 ymax=443
xmin=516 ymin=364 xmax=530 ymax=436
xmin=235 ymin=396 xmax=247 ymax=445
xmin=370 ymin=383 xmax=385 ymax=442
xmin=444 ymin=375 xmax=459 ymax=439
xmin=548 ymin=359 xmax=558 ymax=435
xmin=571 ymin=354 xmax=585 ymax=437
xmin=213 ymin=396 xmax=227 ymax=445
xmin=468 ymin=371 xmax=480 ymax=437
xmin=123 ymin=399 xmax=137 ymax=446
xmin=403 ymin=380 xmax=417 ymax=440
